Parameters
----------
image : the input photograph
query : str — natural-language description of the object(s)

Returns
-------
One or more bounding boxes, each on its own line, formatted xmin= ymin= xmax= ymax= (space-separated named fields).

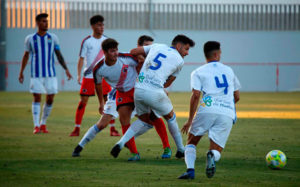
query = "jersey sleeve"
xmin=190 ymin=70 xmax=202 ymax=91
xmin=52 ymin=34 xmax=60 ymax=50
xmin=233 ymin=75 xmax=241 ymax=91
xmin=79 ymin=39 xmax=88 ymax=58
xmin=93 ymin=69 xmax=103 ymax=84
xmin=24 ymin=35 xmax=31 ymax=52
xmin=171 ymin=60 xmax=184 ymax=77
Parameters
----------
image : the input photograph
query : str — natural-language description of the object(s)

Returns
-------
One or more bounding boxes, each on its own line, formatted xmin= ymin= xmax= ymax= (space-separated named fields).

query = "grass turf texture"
xmin=0 ymin=92 xmax=299 ymax=186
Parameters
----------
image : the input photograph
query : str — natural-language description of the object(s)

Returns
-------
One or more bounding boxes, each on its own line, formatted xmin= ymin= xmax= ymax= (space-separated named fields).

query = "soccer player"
xmin=136 ymin=35 xmax=172 ymax=159
xmin=70 ymin=15 xmax=120 ymax=137
xmin=92 ymin=38 xmax=142 ymax=161
xmin=110 ymin=35 xmax=195 ymax=159
xmin=18 ymin=13 xmax=72 ymax=134
xmin=178 ymin=41 xmax=241 ymax=179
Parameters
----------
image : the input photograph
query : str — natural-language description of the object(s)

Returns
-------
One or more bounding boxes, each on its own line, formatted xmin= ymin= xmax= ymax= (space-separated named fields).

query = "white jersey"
xmin=135 ymin=43 xmax=184 ymax=91
xmin=25 ymin=32 xmax=59 ymax=78
xmin=93 ymin=53 xmax=138 ymax=92
xmin=79 ymin=35 xmax=107 ymax=78
xmin=191 ymin=61 xmax=241 ymax=121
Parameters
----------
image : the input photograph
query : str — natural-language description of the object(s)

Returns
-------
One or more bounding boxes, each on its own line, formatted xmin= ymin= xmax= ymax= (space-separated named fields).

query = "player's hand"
xmin=77 ymin=75 xmax=81 ymax=85
xmin=18 ymin=73 xmax=24 ymax=84
xmin=181 ymin=121 xmax=192 ymax=134
xmin=65 ymin=69 xmax=73 ymax=80
xmin=98 ymin=104 xmax=104 ymax=115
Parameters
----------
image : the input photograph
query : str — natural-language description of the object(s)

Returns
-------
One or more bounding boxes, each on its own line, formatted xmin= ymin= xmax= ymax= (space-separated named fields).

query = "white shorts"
xmin=189 ymin=113 xmax=233 ymax=148
xmin=134 ymin=88 xmax=173 ymax=116
xmin=103 ymin=97 xmax=119 ymax=119
xmin=30 ymin=77 xmax=58 ymax=94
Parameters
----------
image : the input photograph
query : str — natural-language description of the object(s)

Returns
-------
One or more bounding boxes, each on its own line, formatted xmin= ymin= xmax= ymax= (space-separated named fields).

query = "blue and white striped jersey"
xmin=24 ymin=32 xmax=60 ymax=78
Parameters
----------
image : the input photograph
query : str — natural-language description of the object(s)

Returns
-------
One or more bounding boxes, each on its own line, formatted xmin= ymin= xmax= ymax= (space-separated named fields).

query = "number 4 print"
xmin=215 ymin=74 xmax=228 ymax=94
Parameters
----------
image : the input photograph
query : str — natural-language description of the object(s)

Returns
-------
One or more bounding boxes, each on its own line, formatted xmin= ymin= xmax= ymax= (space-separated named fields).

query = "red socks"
xmin=152 ymin=118 xmax=170 ymax=149
xmin=75 ymin=101 xmax=87 ymax=125
xmin=121 ymin=124 xmax=138 ymax=154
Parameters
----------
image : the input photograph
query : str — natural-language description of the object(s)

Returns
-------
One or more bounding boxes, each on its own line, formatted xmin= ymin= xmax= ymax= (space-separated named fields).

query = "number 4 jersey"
xmin=191 ymin=61 xmax=241 ymax=121
xmin=135 ymin=43 xmax=184 ymax=90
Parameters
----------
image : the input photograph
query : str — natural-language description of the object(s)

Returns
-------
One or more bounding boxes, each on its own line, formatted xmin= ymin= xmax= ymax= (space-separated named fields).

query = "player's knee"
xmin=163 ymin=111 xmax=174 ymax=121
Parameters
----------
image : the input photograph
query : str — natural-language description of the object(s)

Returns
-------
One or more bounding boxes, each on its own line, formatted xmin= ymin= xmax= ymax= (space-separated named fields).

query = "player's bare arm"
xmin=54 ymin=49 xmax=73 ymax=80
xmin=77 ymin=57 xmax=84 ymax=84
xmin=18 ymin=51 xmax=30 ymax=83
xmin=181 ymin=89 xmax=201 ymax=134
xmin=130 ymin=47 xmax=146 ymax=57
xmin=234 ymin=90 xmax=240 ymax=103
xmin=95 ymin=83 xmax=104 ymax=115
xmin=164 ymin=75 xmax=176 ymax=88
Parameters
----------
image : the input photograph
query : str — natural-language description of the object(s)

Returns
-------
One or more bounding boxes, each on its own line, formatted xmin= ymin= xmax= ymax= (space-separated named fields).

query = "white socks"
xmin=40 ymin=104 xmax=53 ymax=125
xmin=185 ymin=144 xmax=196 ymax=169
xmin=32 ymin=102 xmax=41 ymax=127
xmin=117 ymin=119 xmax=153 ymax=148
xmin=166 ymin=114 xmax=185 ymax=152
xmin=211 ymin=149 xmax=221 ymax=162
xmin=79 ymin=124 xmax=101 ymax=148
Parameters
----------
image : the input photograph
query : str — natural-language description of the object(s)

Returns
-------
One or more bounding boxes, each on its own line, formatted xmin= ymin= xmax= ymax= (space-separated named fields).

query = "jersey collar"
xmin=207 ymin=60 xmax=219 ymax=63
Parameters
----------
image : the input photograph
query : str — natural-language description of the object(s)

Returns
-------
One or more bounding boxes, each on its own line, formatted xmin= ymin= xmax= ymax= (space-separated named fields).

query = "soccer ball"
xmin=265 ymin=150 xmax=287 ymax=169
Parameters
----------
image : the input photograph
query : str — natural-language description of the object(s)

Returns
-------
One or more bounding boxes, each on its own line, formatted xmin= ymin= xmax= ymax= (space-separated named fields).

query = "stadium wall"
xmin=3 ymin=28 xmax=300 ymax=92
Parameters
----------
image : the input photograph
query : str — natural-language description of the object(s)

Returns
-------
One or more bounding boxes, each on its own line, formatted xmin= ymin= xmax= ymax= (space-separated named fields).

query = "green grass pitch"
xmin=0 ymin=92 xmax=299 ymax=186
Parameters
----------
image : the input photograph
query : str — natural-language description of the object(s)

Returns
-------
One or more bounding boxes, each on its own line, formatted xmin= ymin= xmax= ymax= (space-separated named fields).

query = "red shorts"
xmin=80 ymin=78 xmax=95 ymax=96
xmin=102 ymin=78 xmax=112 ymax=96
xmin=116 ymin=88 xmax=134 ymax=110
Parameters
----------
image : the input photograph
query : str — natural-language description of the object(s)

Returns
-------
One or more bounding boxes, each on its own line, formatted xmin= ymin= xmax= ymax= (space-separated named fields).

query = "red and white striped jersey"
xmin=79 ymin=35 xmax=107 ymax=78
xmin=93 ymin=53 xmax=138 ymax=92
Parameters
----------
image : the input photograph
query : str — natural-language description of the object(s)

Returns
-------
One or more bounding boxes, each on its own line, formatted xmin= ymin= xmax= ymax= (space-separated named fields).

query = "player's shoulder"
xmin=192 ymin=65 xmax=205 ymax=76
xmin=46 ymin=32 xmax=58 ymax=38
xmin=218 ymin=62 xmax=234 ymax=73
xmin=93 ymin=58 xmax=105 ymax=73
xmin=102 ymin=34 xmax=109 ymax=40
xmin=25 ymin=33 xmax=36 ymax=41
xmin=81 ymin=35 xmax=92 ymax=44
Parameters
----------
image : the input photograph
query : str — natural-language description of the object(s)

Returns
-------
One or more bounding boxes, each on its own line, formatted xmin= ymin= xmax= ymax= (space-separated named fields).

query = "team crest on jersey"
xmin=82 ymin=89 xmax=87 ymax=93
xmin=117 ymin=97 xmax=123 ymax=103
xmin=123 ymin=67 xmax=128 ymax=73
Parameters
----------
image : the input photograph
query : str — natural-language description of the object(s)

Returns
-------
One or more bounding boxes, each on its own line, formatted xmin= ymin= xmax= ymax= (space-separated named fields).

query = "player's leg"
xmin=72 ymin=114 xmax=113 ymax=157
xmin=206 ymin=114 xmax=233 ymax=178
xmin=178 ymin=134 xmax=202 ymax=179
xmin=70 ymin=95 xmax=89 ymax=136
xmin=32 ymin=93 xmax=42 ymax=134
xmin=163 ymin=111 xmax=185 ymax=158
xmin=71 ymin=77 xmax=94 ymax=136
xmin=39 ymin=77 xmax=58 ymax=133
xmin=149 ymin=111 xmax=171 ymax=159
xmin=40 ymin=94 xmax=55 ymax=133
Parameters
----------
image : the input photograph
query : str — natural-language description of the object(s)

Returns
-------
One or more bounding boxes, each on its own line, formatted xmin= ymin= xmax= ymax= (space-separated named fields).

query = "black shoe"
xmin=206 ymin=150 xmax=216 ymax=178
xmin=110 ymin=144 xmax=121 ymax=158
xmin=178 ymin=169 xmax=195 ymax=179
xmin=72 ymin=145 xmax=83 ymax=157
xmin=175 ymin=150 xmax=184 ymax=159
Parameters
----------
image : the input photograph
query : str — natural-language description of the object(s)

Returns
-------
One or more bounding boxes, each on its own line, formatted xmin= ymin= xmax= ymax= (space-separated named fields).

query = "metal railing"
xmin=3 ymin=0 xmax=300 ymax=30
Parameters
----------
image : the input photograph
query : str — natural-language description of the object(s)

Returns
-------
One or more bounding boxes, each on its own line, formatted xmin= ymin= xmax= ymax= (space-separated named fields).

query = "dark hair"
xmin=204 ymin=41 xmax=221 ymax=58
xmin=137 ymin=35 xmax=154 ymax=46
xmin=90 ymin=15 xmax=104 ymax=25
xmin=171 ymin=34 xmax=195 ymax=47
xmin=36 ymin=13 xmax=48 ymax=22
xmin=102 ymin=38 xmax=118 ymax=52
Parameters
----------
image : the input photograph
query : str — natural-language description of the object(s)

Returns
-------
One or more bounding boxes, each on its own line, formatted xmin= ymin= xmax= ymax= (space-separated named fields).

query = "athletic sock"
xmin=78 ymin=124 xmax=101 ymax=148
xmin=75 ymin=101 xmax=87 ymax=126
xmin=109 ymin=119 xmax=115 ymax=128
xmin=185 ymin=144 xmax=196 ymax=169
xmin=40 ymin=103 xmax=53 ymax=125
xmin=152 ymin=118 xmax=170 ymax=149
xmin=166 ymin=113 xmax=185 ymax=152
xmin=133 ymin=119 xmax=153 ymax=138
xmin=32 ymin=102 xmax=41 ymax=127
xmin=121 ymin=124 xmax=138 ymax=154
xmin=211 ymin=149 xmax=221 ymax=162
